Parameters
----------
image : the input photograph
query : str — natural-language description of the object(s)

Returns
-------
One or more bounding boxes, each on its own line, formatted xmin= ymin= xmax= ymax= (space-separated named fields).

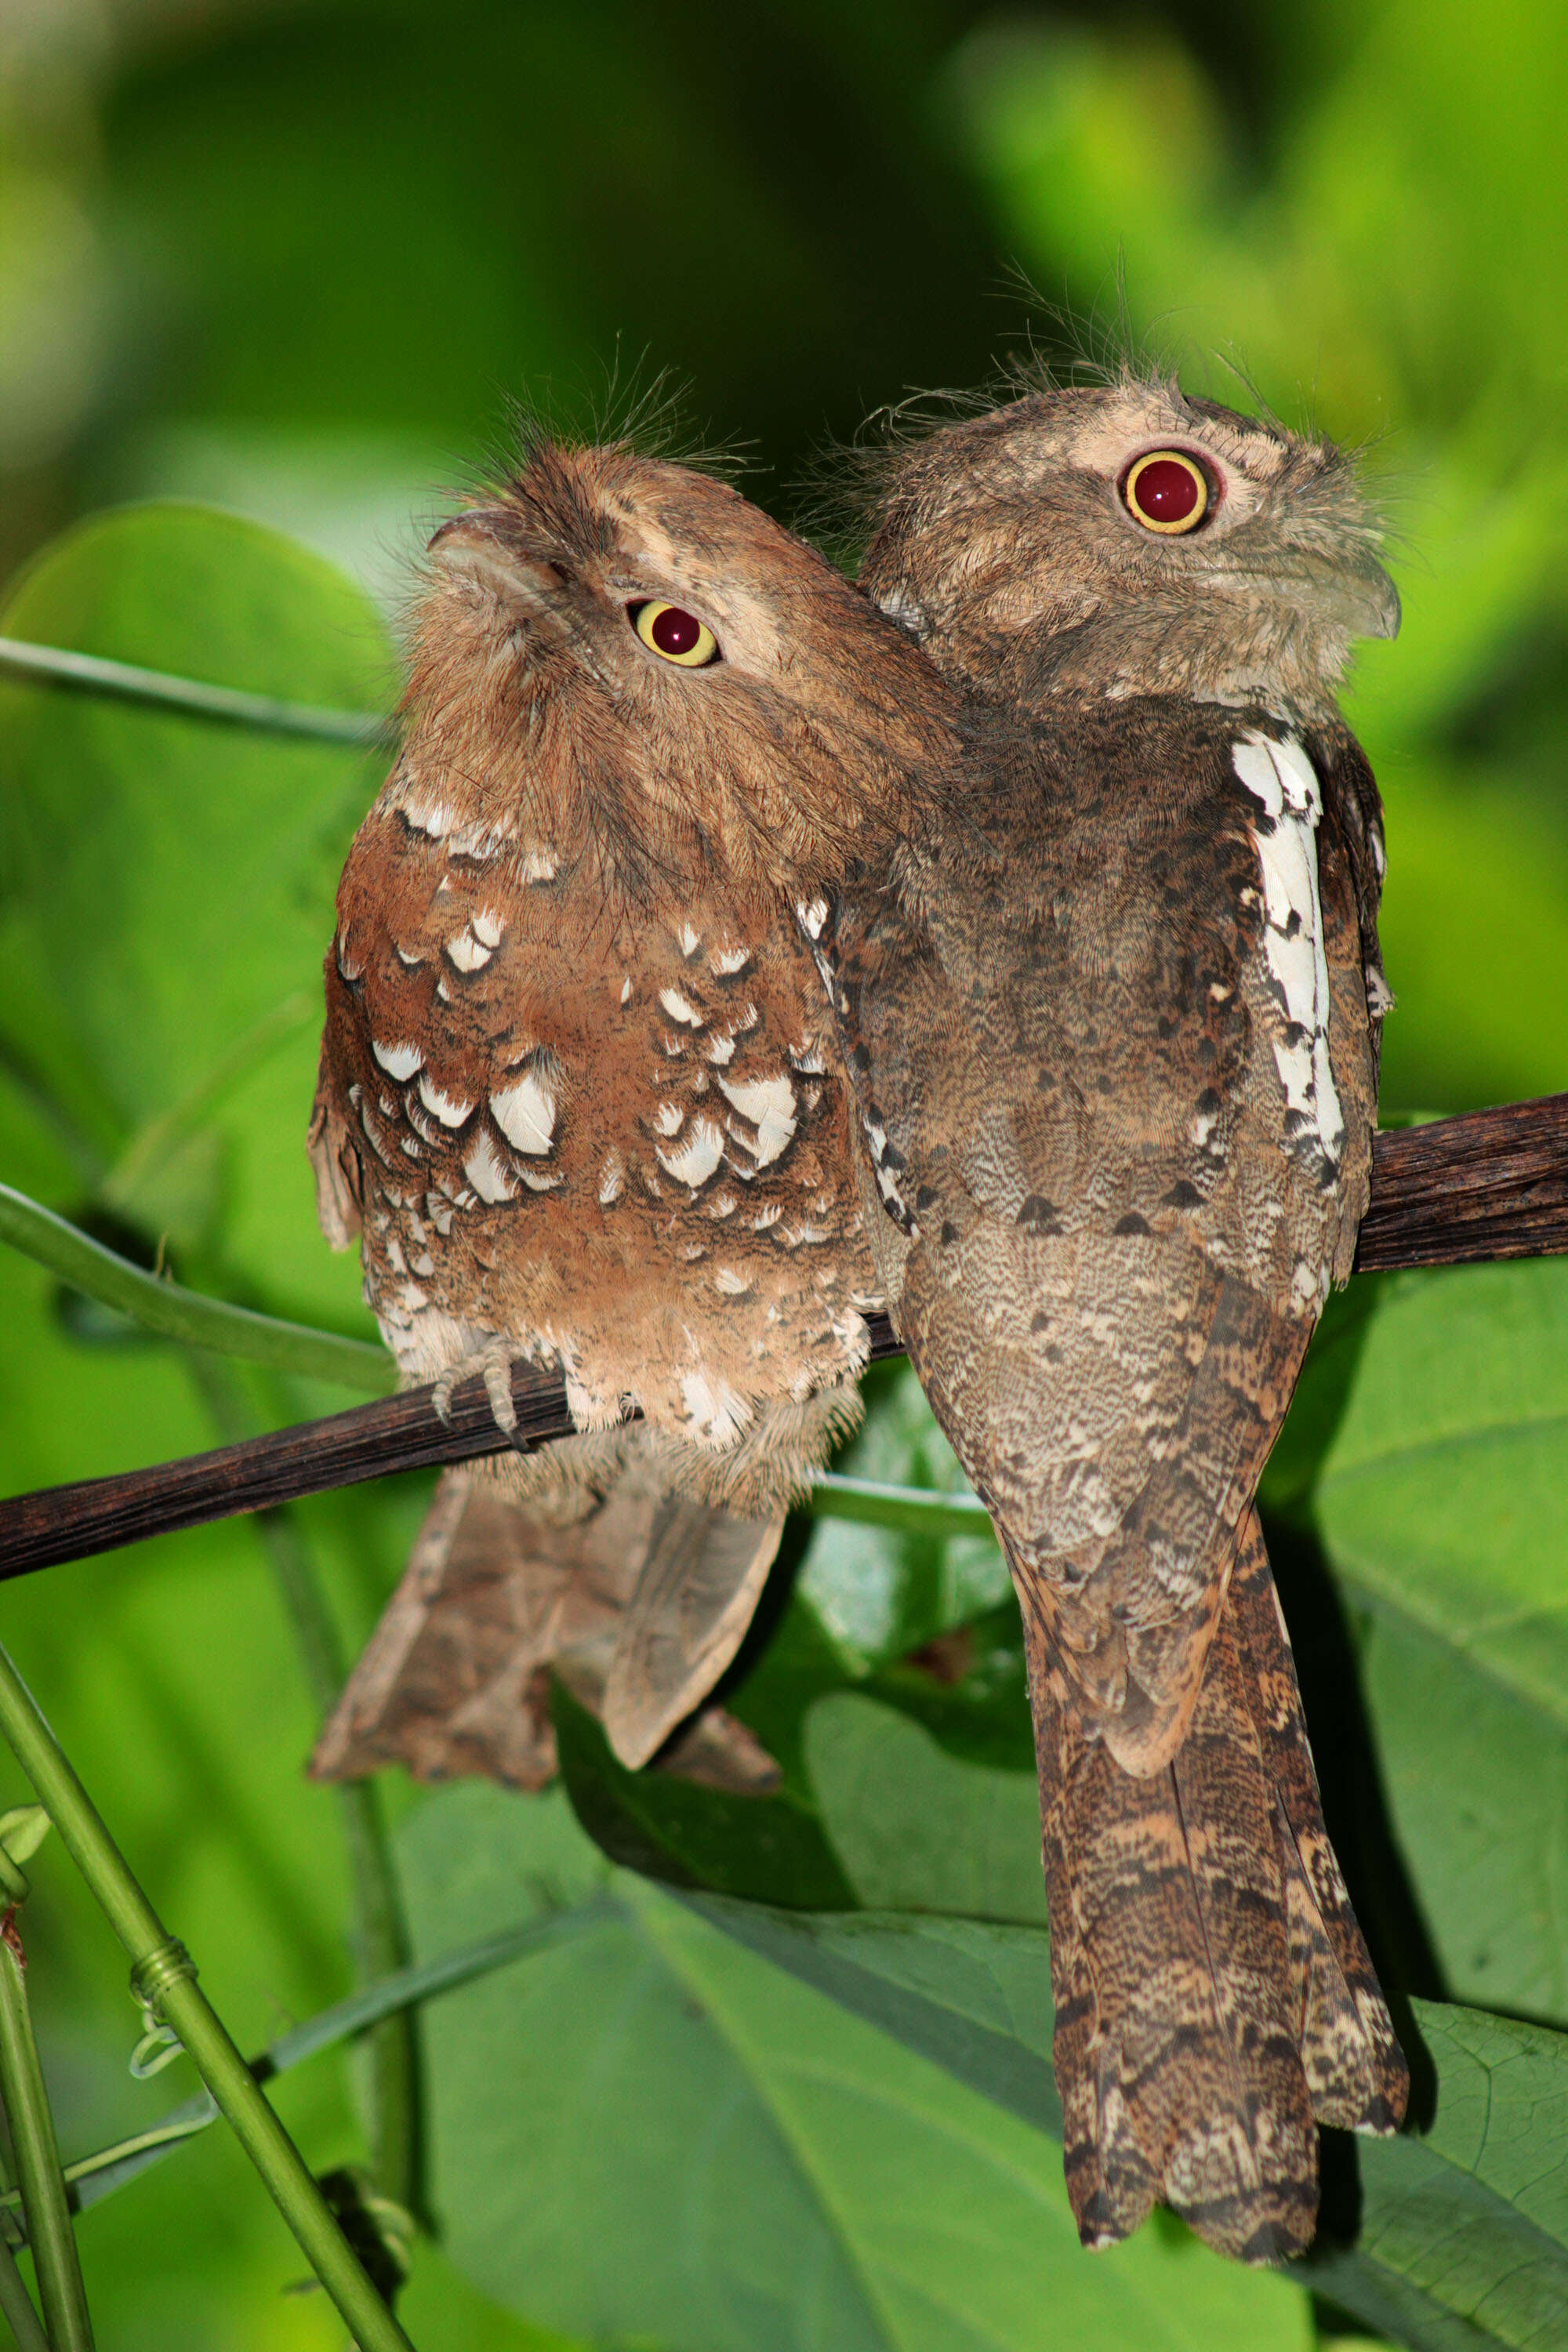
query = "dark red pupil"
xmin=649 ymin=604 xmax=702 ymax=656
xmin=1130 ymin=457 xmax=1202 ymax=524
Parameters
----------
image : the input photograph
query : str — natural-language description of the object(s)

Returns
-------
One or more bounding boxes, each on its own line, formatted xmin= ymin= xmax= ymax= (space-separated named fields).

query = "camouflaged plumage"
xmin=828 ymin=376 xmax=1409 ymax=2259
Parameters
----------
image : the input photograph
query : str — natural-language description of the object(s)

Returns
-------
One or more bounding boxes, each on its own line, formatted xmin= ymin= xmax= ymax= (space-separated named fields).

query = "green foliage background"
xmin=0 ymin=2 xmax=1565 ymax=2345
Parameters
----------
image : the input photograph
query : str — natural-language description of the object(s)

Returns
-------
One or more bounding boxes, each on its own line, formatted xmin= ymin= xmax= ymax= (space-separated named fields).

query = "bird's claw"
xmin=431 ymin=1341 xmax=520 ymax=1437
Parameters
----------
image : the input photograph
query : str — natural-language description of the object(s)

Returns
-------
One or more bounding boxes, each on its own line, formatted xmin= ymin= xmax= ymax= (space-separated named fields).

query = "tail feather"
xmin=309 ymin=1469 xmax=565 ymax=1788
xmin=310 ymin=1464 xmax=782 ymax=1793
xmin=1229 ymin=1507 xmax=1409 ymax=2134
xmin=1019 ymin=1515 xmax=1406 ymax=2263
xmin=1028 ymin=1599 xmax=1316 ymax=2260
xmin=602 ymin=1497 xmax=784 ymax=1769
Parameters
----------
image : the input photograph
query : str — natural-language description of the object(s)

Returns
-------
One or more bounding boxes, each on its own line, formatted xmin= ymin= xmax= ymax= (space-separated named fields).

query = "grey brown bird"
xmin=307 ymin=437 xmax=956 ymax=1791
xmin=802 ymin=373 xmax=1410 ymax=2259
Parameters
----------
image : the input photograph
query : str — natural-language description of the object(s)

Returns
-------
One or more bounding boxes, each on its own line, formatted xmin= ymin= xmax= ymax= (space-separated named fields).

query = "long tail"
xmin=1020 ymin=1509 xmax=1406 ymax=2263
xmin=310 ymin=1465 xmax=782 ymax=1793
xmin=1227 ymin=1506 xmax=1408 ymax=2137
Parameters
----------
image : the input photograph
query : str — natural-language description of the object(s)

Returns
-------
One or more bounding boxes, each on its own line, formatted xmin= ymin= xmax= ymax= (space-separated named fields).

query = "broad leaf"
xmin=1264 ymin=1257 xmax=1568 ymax=2017
xmin=699 ymin=1891 xmax=1568 ymax=2352
xmin=397 ymin=1779 xmax=1310 ymax=2352
xmin=0 ymin=501 xmax=390 ymax=1327
xmin=750 ymin=1691 xmax=1568 ymax=2351
xmin=804 ymin=1691 xmax=1046 ymax=1926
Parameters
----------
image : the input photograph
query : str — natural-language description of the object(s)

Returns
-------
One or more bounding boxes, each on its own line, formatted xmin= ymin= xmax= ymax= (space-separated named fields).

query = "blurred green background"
xmin=1 ymin=0 xmax=1566 ymax=2345
xmin=6 ymin=0 xmax=1567 ymax=1102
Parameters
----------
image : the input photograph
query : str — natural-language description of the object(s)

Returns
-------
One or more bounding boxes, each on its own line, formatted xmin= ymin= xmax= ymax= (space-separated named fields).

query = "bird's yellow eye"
xmin=629 ymin=600 xmax=720 ymax=668
xmin=1121 ymin=450 xmax=1212 ymax=535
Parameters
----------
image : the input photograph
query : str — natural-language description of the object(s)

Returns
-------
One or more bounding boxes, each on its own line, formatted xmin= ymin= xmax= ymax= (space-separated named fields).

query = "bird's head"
xmin=401 ymin=438 xmax=956 ymax=911
xmin=856 ymin=376 xmax=1399 ymax=725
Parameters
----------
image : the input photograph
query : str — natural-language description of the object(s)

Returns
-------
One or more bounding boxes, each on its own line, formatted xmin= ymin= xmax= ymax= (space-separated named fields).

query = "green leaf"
xmin=696 ymin=1901 xmax=1568 ymax=2352
xmin=804 ymin=1692 xmax=1047 ymax=1926
xmin=1313 ymin=2003 xmax=1568 ymax=2352
xmin=0 ymin=500 xmax=392 ymax=1334
xmin=397 ymin=1780 xmax=1310 ymax=2352
xmin=0 ymin=1181 xmax=391 ymax=1391
xmin=551 ymin=1674 xmax=855 ymax=1910
xmin=799 ymin=1363 xmax=1011 ymax=1668
xmin=1263 ymin=1257 xmax=1568 ymax=2016
xmin=684 ymin=1896 xmax=1062 ymax=2141
xmin=731 ymin=1690 xmax=1568 ymax=2351
xmin=0 ymin=632 xmax=385 ymax=742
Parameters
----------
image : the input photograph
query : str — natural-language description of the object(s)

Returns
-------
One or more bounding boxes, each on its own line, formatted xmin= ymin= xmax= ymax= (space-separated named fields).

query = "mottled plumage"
xmin=308 ymin=393 xmax=1406 ymax=2268
xmin=811 ymin=374 xmax=1409 ymax=2256
xmin=309 ymin=441 xmax=956 ymax=1784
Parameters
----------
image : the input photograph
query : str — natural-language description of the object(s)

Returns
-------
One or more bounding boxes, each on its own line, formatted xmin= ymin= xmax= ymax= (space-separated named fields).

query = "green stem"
xmin=57 ymin=1900 xmax=615 ymax=2215
xmin=0 ymin=1185 xmax=391 ymax=1393
xmin=0 ymin=1932 xmax=94 ymax=2350
xmin=810 ymin=1472 xmax=994 ymax=1541
xmin=0 ymin=2234 xmax=49 ymax=2352
xmin=0 ymin=1641 xmax=415 ymax=2352
xmin=188 ymin=1356 xmax=422 ymax=2217
xmin=0 ymin=637 xmax=388 ymax=747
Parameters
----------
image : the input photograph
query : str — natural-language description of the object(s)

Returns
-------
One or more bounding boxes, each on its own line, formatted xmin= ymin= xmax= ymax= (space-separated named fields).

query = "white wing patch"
xmin=463 ymin=1128 xmax=516 ymax=1203
xmin=447 ymin=926 xmax=493 ymax=972
xmin=1232 ymin=731 xmax=1345 ymax=1169
xmin=400 ymin=794 xmax=452 ymax=839
xmin=658 ymin=985 xmax=704 ymax=1028
xmin=717 ymin=1072 xmax=797 ymax=1167
xmin=371 ymin=1039 xmax=424 ymax=1081
xmin=657 ymin=1115 xmax=726 ymax=1189
xmin=491 ymin=1067 xmax=556 ymax=1155
xmin=417 ymin=1075 xmax=474 ymax=1129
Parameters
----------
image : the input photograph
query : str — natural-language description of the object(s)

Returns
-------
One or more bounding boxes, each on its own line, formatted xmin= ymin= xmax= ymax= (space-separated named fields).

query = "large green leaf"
xmin=1316 ymin=2005 xmax=1568 ymax=2352
xmin=0 ymin=500 xmax=390 ymax=1327
xmin=804 ymin=1692 xmax=1047 ymax=1926
xmin=727 ymin=1682 xmax=1568 ymax=2352
xmin=401 ymin=1766 xmax=1568 ymax=2352
xmin=701 ymin=1889 xmax=1568 ymax=2352
xmin=684 ymin=1898 xmax=1062 ymax=2143
xmin=397 ymin=1779 xmax=1309 ymax=2352
xmin=1263 ymin=1258 xmax=1568 ymax=2017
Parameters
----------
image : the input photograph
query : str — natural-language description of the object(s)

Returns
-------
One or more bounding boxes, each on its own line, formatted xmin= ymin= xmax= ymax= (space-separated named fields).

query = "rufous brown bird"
xmin=307 ymin=436 xmax=957 ymax=1791
xmin=802 ymin=372 xmax=1408 ymax=2259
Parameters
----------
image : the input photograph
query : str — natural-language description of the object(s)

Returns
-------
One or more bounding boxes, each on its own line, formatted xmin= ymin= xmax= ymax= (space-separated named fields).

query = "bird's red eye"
xmin=1121 ymin=450 xmax=1212 ymax=535
xmin=630 ymin=600 xmax=720 ymax=667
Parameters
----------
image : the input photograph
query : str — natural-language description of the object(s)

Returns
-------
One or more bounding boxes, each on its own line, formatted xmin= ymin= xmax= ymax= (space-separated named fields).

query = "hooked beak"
xmin=1335 ymin=547 xmax=1401 ymax=642
xmin=1226 ymin=543 xmax=1401 ymax=645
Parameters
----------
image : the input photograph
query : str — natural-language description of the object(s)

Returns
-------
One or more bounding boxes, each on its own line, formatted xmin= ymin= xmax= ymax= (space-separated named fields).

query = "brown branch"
xmin=3 ymin=1094 xmax=1566 ymax=1582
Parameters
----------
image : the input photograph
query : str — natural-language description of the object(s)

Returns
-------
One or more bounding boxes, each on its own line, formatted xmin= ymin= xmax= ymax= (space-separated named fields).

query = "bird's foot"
xmin=431 ymin=1339 xmax=521 ymax=1438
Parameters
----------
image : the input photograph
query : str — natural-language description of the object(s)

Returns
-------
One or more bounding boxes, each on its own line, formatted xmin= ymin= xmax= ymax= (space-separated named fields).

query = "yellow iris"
xmin=631 ymin=600 xmax=720 ymax=667
xmin=1121 ymin=450 xmax=1210 ymax=535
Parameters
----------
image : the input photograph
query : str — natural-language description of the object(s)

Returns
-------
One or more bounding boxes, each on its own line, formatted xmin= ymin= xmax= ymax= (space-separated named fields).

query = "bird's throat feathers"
xmin=985 ymin=583 xmax=1361 ymax=731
